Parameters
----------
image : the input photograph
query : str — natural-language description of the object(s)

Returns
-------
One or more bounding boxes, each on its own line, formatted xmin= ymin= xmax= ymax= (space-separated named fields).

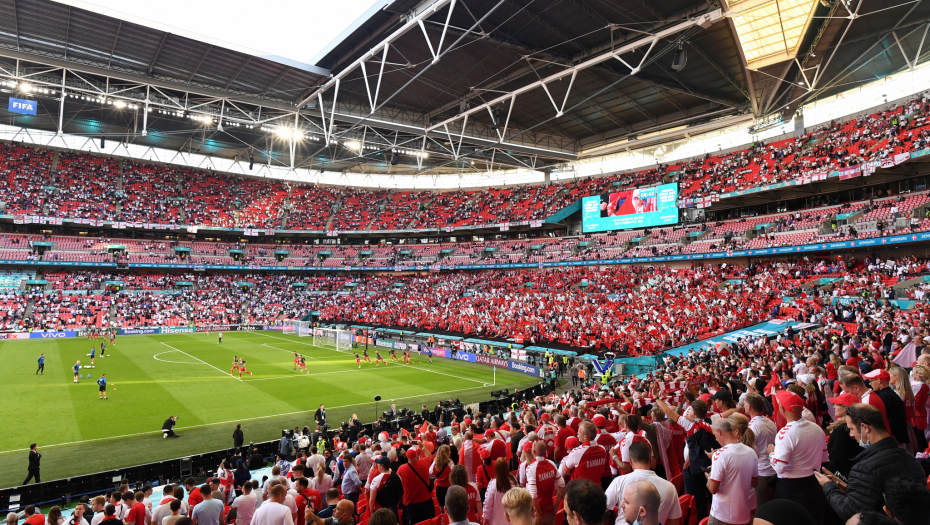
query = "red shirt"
xmin=126 ymin=502 xmax=146 ymax=525
xmin=24 ymin=515 xmax=45 ymax=525
xmin=464 ymin=483 xmax=481 ymax=522
xmin=188 ymin=489 xmax=204 ymax=509
xmin=397 ymin=458 xmax=432 ymax=505
xmin=553 ymin=426 xmax=575 ymax=463
xmin=476 ymin=461 xmax=493 ymax=490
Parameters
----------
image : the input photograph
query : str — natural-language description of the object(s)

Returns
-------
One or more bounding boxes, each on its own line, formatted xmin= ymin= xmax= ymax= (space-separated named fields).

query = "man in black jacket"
xmin=233 ymin=424 xmax=244 ymax=449
xmin=815 ymin=403 xmax=925 ymax=522
xmin=865 ymin=369 xmax=910 ymax=444
xmin=162 ymin=416 xmax=179 ymax=438
xmin=23 ymin=443 xmax=40 ymax=484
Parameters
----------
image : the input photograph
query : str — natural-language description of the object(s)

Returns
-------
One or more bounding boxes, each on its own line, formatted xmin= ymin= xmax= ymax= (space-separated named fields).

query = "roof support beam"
xmin=12 ymin=0 xmax=20 ymax=51
xmin=685 ymin=42 xmax=750 ymax=100
xmin=147 ymin=33 xmax=168 ymax=76
xmin=297 ymin=0 xmax=454 ymax=108
xmin=187 ymin=45 xmax=213 ymax=84
xmin=107 ymin=21 xmax=122 ymax=69
xmin=426 ymin=10 xmax=725 ymax=133
xmin=224 ymin=57 xmax=252 ymax=90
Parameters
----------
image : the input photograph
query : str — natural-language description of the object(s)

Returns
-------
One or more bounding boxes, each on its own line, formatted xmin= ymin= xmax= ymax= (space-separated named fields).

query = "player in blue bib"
xmin=97 ymin=374 xmax=107 ymax=399
xmin=72 ymin=361 xmax=81 ymax=383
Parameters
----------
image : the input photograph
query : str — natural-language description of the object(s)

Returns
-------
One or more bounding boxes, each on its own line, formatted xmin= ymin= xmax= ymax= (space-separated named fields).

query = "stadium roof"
xmin=0 ymin=0 xmax=925 ymax=177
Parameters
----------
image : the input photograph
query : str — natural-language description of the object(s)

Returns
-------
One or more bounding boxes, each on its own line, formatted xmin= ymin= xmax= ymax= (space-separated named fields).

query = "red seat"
xmin=679 ymin=495 xmax=695 ymax=525
xmin=670 ymin=473 xmax=684 ymax=496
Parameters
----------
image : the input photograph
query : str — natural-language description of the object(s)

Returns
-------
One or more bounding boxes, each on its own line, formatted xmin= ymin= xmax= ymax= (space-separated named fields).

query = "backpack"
xmin=375 ymin=472 xmax=404 ymax=510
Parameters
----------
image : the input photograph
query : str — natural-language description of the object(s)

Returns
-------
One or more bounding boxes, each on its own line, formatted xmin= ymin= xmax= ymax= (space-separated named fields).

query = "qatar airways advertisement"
xmin=581 ymin=183 xmax=679 ymax=232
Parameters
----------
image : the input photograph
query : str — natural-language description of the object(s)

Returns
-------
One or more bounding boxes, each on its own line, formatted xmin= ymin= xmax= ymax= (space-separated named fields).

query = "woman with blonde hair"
xmin=429 ymin=445 xmax=453 ymax=514
xmin=309 ymin=461 xmax=333 ymax=494
xmin=911 ymin=364 xmax=930 ymax=449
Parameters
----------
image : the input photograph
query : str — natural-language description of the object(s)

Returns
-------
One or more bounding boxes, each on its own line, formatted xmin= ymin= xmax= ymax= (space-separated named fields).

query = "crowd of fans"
xmin=0 ymin=94 xmax=929 ymax=234
xmin=1 ymin=256 xmax=927 ymax=359
xmin=23 ymin=292 xmax=930 ymax=525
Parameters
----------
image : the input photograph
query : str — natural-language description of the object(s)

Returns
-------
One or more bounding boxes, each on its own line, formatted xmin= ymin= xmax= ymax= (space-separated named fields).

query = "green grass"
xmin=0 ymin=331 xmax=539 ymax=489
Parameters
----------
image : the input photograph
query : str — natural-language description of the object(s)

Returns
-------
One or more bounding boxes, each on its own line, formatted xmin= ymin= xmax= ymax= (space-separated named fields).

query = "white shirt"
xmin=151 ymin=501 xmax=175 ymax=525
xmin=306 ymin=454 xmax=325 ymax=475
xmin=605 ymin=469 xmax=681 ymax=525
xmin=525 ymin=456 xmax=565 ymax=501
xmin=770 ymin=419 xmax=828 ymax=479
xmin=249 ymin=501 xmax=293 ymax=525
xmin=748 ymin=416 xmax=777 ymax=477
xmin=709 ymin=443 xmax=759 ymax=524
xmin=232 ymin=493 xmax=257 ymax=525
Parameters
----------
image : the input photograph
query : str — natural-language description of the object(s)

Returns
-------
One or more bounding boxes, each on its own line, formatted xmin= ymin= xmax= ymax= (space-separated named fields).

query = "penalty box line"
xmin=250 ymin=332 xmax=492 ymax=387
xmin=159 ymin=342 xmax=241 ymax=381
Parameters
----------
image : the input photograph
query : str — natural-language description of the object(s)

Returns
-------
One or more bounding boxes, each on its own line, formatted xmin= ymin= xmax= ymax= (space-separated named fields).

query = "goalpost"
xmin=312 ymin=327 xmax=354 ymax=351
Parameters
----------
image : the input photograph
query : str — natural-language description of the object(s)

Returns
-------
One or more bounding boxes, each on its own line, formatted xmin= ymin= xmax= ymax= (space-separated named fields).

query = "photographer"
xmin=163 ymin=416 xmax=179 ymax=438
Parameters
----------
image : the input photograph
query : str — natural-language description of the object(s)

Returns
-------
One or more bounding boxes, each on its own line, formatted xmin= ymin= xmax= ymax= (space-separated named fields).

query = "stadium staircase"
xmin=324 ymin=194 xmax=344 ymax=231
xmin=24 ymin=297 xmax=34 ymax=320
xmin=50 ymin=149 xmax=60 ymax=170
xmin=108 ymin=304 xmax=117 ymax=326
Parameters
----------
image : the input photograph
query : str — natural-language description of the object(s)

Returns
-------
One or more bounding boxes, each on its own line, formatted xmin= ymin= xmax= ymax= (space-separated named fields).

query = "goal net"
xmin=336 ymin=330 xmax=354 ymax=352
xmin=312 ymin=328 xmax=354 ymax=351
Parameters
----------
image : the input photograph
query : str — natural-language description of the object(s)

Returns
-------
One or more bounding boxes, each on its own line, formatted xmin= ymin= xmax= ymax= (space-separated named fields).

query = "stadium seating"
xmin=0 ymin=94 xmax=926 ymax=234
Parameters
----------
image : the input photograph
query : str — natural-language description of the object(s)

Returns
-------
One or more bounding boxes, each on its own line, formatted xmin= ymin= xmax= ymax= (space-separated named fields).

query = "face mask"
xmin=631 ymin=510 xmax=644 ymax=525
xmin=857 ymin=425 xmax=870 ymax=449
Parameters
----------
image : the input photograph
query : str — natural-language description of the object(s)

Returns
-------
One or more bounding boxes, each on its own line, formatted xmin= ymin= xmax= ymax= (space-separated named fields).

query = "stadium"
xmin=1 ymin=0 xmax=930 ymax=523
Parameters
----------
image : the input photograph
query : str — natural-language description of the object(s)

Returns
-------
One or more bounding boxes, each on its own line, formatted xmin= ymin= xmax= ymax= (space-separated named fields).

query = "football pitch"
xmin=0 ymin=330 xmax=540 ymax=488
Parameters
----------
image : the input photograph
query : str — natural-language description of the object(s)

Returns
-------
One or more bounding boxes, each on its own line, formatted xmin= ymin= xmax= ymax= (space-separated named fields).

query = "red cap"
xmin=562 ymin=409 xmax=570 ymax=415
xmin=540 ymin=413 xmax=550 ymax=422
xmin=405 ymin=447 xmax=419 ymax=461
xmin=776 ymin=390 xmax=805 ymax=412
xmin=864 ymin=369 xmax=890 ymax=382
xmin=478 ymin=447 xmax=491 ymax=460
xmin=621 ymin=403 xmax=633 ymax=413
xmin=463 ymin=418 xmax=472 ymax=425
xmin=827 ymin=393 xmax=860 ymax=407
xmin=523 ymin=441 xmax=534 ymax=453
xmin=564 ymin=437 xmax=580 ymax=451
xmin=592 ymin=414 xmax=607 ymax=427
xmin=699 ymin=393 xmax=711 ymax=403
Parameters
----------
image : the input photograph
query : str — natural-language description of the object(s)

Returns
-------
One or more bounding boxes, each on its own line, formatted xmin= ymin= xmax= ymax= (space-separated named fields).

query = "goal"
xmin=312 ymin=327 xmax=354 ymax=351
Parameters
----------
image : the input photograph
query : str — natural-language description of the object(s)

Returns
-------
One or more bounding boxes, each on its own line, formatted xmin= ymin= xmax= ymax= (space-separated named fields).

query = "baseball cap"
xmin=592 ymin=414 xmax=607 ymax=427
xmin=523 ymin=441 xmax=534 ymax=453
xmin=375 ymin=456 xmax=391 ymax=467
xmin=540 ymin=413 xmax=550 ymax=422
xmin=864 ymin=369 xmax=890 ymax=382
xmin=405 ymin=447 xmax=419 ymax=461
xmin=699 ymin=393 xmax=712 ymax=403
xmin=564 ymin=437 xmax=580 ymax=451
xmin=478 ymin=447 xmax=491 ymax=460
xmin=709 ymin=389 xmax=733 ymax=402
xmin=827 ymin=393 xmax=860 ymax=407
xmin=775 ymin=390 xmax=805 ymax=412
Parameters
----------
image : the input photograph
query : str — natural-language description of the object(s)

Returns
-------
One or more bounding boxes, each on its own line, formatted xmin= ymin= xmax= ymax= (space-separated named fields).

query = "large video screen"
xmin=581 ymin=183 xmax=679 ymax=233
